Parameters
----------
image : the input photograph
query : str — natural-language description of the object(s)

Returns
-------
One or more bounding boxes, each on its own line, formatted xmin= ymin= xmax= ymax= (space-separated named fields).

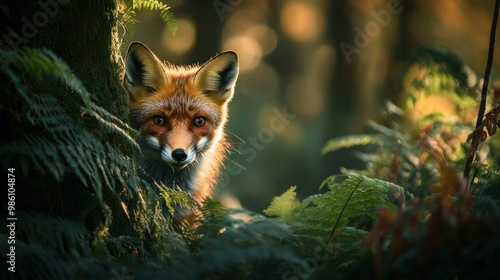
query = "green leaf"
xmin=132 ymin=0 xmax=178 ymax=36
xmin=321 ymin=134 xmax=384 ymax=155
xmin=263 ymin=186 xmax=301 ymax=221
xmin=0 ymin=47 xmax=142 ymax=204
xmin=262 ymin=173 xmax=411 ymax=276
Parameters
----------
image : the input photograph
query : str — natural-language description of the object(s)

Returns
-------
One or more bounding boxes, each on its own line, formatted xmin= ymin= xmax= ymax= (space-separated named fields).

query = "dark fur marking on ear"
xmin=217 ymin=61 xmax=237 ymax=90
xmin=127 ymin=51 xmax=144 ymax=85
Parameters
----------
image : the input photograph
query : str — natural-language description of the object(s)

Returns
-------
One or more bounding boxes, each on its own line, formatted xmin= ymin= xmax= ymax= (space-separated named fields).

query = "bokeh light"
xmin=223 ymin=35 xmax=262 ymax=72
xmin=127 ymin=0 xmax=500 ymax=214
xmin=245 ymin=24 xmax=277 ymax=55
xmin=280 ymin=1 xmax=324 ymax=42
xmin=161 ymin=18 xmax=196 ymax=54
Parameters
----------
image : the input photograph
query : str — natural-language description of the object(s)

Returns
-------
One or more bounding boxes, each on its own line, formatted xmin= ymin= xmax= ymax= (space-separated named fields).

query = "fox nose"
xmin=172 ymin=148 xmax=188 ymax=162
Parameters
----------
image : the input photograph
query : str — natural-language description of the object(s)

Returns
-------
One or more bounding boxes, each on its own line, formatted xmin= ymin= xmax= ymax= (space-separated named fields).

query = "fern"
xmin=125 ymin=0 xmax=178 ymax=36
xmin=0 ymin=47 xmax=167 ymax=279
xmin=321 ymin=103 xmax=476 ymax=197
xmin=0 ymin=48 xmax=140 ymax=201
xmin=171 ymin=202 xmax=301 ymax=280
xmin=264 ymin=174 xmax=409 ymax=275
xmin=0 ymin=8 xmax=316 ymax=280
xmin=321 ymin=134 xmax=385 ymax=155
xmin=0 ymin=45 xmax=303 ymax=280
xmin=4 ymin=210 xmax=181 ymax=280
xmin=157 ymin=181 xmax=197 ymax=221
xmin=400 ymin=46 xmax=479 ymax=96
xmin=321 ymin=121 xmax=425 ymax=186
xmin=474 ymin=162 xmax=500 ymax=183
xmin=263 ymin=186 xmax=301 ymax=221
xmin=316 ymin=174 xmax=409 ymax=225
xmin=1 ymin=41 xmax=498 ymax=279
xmin=266 ymin=174 xmax=408 ymax=229
xmin=3 ymin=211 xmax=93 ymax=280
xmin=117 ymin=0 xmax=140 ymax=35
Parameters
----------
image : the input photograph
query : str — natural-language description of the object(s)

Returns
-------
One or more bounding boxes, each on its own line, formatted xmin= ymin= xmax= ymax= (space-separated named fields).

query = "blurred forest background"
xmin=124 ymin=0 xmax=500 ymax=212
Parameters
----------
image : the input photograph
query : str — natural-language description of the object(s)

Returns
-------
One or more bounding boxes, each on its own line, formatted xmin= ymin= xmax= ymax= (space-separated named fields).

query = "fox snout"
xmin=172 ymin=149 xmax=188 ymax=162
xmin=160 ymin=144 xmax=196 ymax=168
xmin=152 ymin=133 xmax=210 ymax=168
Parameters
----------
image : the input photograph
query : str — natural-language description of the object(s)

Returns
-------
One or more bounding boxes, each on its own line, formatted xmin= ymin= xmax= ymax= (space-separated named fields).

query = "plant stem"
xmin=320 ymin=179 xmax=364 ymax=261
xmin=464 ymin=0 xmax=500 ymax=182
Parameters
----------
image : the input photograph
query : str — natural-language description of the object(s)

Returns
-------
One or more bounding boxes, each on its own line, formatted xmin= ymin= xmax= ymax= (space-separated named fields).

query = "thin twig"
xmin=464 ymin=0 xmax=500 ymax=182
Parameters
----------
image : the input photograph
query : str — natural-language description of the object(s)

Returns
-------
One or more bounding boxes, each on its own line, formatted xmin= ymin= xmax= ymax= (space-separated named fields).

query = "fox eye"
xmin=153 ymin=116 xmax=167 ymax=127
xmin=193 ymin=116 xmax=206 ymax=127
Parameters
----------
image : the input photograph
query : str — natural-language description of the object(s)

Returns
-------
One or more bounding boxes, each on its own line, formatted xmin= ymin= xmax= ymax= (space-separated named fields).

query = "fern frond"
xmin=263 ymin=186 xmax=300 ymax=221
xmin=264 ymin=174 xmax=410 ymax=274
xmin=475 ymin=162 xmax=500 ymax=183
xmin=321 ymin=134 xmax=385 ymax=155
xmin=7 ymin=211 xmax=91 ymax=280
xmin=157 ymin=181 xmax=197 ymax=219
xmin=0 ymin=48 xmax=141 ymax=203
xmin=182 ymin=211 xmax=300 ymax=279
xmin=400 ymin=46 xmax=480 ymax=95
xmin=117 ymin=0 xmax=139 ymax=35
xmin=6 ymin=48 xmax=92 ymax=108
xmin=132 ymin=0 xmax=178 ymax=35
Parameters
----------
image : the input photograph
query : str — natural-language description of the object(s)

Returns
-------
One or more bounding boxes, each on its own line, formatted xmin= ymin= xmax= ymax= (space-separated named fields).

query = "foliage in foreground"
xmin=118 ymin=0 xmax=178 ymax=37
xmin=0 ymin=47 xmax=298 ymax=280
xmin=1 ymin=45 xmax=500 ymax=280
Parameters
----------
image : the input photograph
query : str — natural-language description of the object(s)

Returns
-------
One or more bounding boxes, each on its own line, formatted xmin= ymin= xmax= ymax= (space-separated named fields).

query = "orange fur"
xmin=123 ymin=42 xmax=238 ymax=222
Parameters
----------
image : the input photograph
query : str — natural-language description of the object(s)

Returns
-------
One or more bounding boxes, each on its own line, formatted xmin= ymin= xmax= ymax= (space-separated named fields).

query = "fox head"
xmin=123 ymin=42 xmax=238 ymax=169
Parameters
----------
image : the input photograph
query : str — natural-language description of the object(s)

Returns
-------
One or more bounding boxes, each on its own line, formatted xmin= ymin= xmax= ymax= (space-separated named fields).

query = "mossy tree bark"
xmin=3 ymin=0 xmax=139 ymax=236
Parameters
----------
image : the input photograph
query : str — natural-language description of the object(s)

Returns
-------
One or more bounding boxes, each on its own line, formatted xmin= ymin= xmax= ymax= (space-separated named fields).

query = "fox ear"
xmin=194 ymin=51 xmax=239 ymax=103
xmin=124 ymin=42 xmax=166 ymax=101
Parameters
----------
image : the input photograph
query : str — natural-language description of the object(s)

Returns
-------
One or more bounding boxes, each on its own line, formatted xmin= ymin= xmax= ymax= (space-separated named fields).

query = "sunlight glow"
xmin=161 ymin=18 xmax=196 ymax=54
xmin=280 ymin=2 xmax=324 ymax=42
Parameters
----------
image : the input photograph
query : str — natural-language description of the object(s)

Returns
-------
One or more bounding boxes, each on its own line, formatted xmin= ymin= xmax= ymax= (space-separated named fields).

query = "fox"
xmin=123 ymin=41 xmax=238 ymax=221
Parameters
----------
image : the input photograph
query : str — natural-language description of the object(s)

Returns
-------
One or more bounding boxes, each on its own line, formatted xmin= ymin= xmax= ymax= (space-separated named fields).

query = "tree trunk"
xmin=2 ymin=0 xmax=137 ymax=236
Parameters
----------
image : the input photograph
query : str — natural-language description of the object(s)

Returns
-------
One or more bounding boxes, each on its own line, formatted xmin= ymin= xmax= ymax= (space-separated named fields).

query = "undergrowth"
xmin=1 ymin=3 xmax=500 ymax=280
